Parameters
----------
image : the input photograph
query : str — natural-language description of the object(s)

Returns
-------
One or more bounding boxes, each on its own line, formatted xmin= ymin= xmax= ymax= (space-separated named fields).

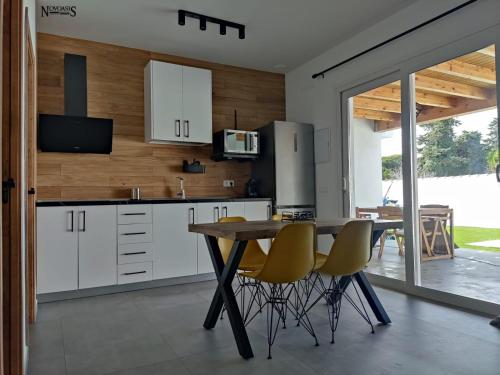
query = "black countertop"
xmin=36 ymin=197 xmax=272 ymax=207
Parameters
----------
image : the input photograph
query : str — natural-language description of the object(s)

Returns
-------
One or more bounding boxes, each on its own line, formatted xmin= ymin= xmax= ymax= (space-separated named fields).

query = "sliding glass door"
xmin=343 ymin=75 xmax=406 ymax=281
xmin=342 ymin=39 xmax=499 ymax=311
xmin=411 ymin=44 xmax=499 ymax=304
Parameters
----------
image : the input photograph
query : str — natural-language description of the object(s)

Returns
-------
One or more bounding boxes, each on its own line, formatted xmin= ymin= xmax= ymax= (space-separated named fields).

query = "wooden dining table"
xmin=188 ymin=218 xmax=403 ymax=359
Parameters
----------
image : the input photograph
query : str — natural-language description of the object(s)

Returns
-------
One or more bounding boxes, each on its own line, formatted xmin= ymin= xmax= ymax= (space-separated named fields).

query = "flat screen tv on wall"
xmin=38 ymin=114 xmax=113 ymax=154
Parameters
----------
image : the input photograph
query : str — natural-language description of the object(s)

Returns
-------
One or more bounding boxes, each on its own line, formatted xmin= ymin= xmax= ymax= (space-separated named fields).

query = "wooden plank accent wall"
xmin=36 ymin=33 xmax=285 ymax=199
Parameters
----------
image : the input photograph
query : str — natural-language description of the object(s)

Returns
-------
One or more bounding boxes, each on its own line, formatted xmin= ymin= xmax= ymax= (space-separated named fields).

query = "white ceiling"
xmin=37 ymin=0 xmax=416 ymax=73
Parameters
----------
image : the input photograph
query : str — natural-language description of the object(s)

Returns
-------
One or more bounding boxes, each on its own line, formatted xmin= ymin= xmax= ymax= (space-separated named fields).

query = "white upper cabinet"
xmin=181 ymin=66 xmax=212 ymax=143
xmin=145 ymin=60 xmax=212 ymax=144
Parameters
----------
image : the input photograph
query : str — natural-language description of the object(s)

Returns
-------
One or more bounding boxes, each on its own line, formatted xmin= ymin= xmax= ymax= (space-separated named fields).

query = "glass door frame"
xmin=340 ymin=71 xmax=417 ymax=290
xmin=340 ymin=26 xmax=500 ymax=315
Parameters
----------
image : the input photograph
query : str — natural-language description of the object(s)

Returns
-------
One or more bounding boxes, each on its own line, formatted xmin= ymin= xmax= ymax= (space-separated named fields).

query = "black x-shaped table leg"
xmin=338 ymin=229 xmax=391 ymax=324
xmin=202 ymin=235 xmax=254 ymax=359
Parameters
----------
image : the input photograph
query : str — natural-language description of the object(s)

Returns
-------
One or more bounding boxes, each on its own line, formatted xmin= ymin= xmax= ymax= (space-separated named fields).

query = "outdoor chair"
xmin=377 ymin=206 xmax=405 ymax=258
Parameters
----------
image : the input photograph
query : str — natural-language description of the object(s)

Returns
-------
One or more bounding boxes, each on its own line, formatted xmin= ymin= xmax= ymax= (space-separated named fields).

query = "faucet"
xmin=176 ymin=176 xmax=186 ymax=199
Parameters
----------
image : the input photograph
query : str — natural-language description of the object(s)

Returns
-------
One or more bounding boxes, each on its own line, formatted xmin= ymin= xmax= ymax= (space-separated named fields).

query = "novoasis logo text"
xmin=41 ymin=5 xmax=77 ymax=17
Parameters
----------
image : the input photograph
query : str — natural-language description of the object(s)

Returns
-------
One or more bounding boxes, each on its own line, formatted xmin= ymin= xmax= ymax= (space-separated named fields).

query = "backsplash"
xmin=36 ymin=33 xmax=285 ymax=199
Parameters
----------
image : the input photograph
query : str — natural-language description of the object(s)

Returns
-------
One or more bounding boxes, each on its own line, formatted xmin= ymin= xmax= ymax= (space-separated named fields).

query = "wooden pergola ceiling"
xmin=353 ymin=45 xmax=497 ymax=132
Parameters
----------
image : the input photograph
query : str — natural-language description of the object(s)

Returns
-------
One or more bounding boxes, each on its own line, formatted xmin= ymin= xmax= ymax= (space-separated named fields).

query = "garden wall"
xmin=382 ymin=174 xmax=500 ymax=228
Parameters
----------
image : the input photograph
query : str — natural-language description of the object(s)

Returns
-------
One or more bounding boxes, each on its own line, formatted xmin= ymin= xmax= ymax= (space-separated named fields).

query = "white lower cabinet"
xmin=118 ymin=243 xmax=153 ymax=264
xmin=196 ymin=203 xmax=221 ymax=274
xmin=37 ymin=200 xmax=272 ymax=294
xmin=37 ymin=206 xmax=79 ymax=294
xmin=244 ymin=201 xmax=271 ymax=221
xmin=244 ymin=201 xmax=272 ymax=251
xmin=118 ymin=262 xmax=153 ymax=284
xmin=78 ymin=206 xmax=117 ymax=289
xmin=37 ymin=205 xmax=118 ymax=294
xmin=153 ymin=203 xmax=198 ymax=279
xmin=221 ymin=202 xmax=245 ymax=218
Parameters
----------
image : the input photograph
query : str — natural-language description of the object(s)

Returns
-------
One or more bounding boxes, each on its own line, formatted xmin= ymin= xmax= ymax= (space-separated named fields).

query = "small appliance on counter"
xmin=131 ymin=187 xmax=141 ymax=200
xmin=278 ymin=210 xmax=315 ymax=222
xmin=183 ymin=159 xmax=206 ymax=173
xmin=245 ymin=178 xmax=259 ymax=198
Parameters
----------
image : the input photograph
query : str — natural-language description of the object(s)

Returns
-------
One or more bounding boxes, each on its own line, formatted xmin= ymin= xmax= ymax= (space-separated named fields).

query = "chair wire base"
xmin=306 ymin=274 xmax=375 ymax=344
xmin=248 ymin=282 xmax=319 ymax=359
xmin=220 ymin=274 xmax=265 ymax=324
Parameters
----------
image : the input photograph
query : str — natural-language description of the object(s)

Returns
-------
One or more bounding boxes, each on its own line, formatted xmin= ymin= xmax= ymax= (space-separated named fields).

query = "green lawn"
xmin=453 ymin=226 xmax=500 ymax=252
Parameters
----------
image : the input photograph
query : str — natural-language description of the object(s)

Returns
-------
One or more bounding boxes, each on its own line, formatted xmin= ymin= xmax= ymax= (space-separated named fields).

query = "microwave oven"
xmin=212 ymin=129 xmax=259 ymax=161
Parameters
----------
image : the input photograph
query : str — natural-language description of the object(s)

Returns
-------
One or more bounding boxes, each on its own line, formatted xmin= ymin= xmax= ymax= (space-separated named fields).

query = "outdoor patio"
xmin=366 ymin=241 xmax=500 ymax=305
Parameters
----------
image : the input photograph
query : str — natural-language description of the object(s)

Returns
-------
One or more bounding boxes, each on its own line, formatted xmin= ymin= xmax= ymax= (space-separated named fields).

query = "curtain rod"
xmin=311 ymin=0 xmax=478 ymax=79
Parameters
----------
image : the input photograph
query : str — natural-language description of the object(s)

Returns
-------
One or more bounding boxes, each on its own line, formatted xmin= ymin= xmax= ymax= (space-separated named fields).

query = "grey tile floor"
xmin=29 ymin=280 xmax=500 ymax=375
xmin=366 ymin=242 xmax=500 ymax=304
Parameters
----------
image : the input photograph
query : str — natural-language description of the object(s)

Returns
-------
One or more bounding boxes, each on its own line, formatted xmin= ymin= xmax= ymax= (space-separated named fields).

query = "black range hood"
xmin=38 ymin=53 xmax=113 ymax=154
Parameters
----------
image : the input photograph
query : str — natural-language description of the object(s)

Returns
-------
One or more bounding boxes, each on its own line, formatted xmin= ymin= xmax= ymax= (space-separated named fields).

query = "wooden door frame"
xmin=2 ymin=0 xmax=24 ymax=374
xmin=24 ymin=5 xmax=35 ymax=326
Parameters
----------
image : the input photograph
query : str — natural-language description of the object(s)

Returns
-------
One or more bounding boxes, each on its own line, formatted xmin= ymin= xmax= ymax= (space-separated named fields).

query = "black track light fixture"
xmin=238 ymin=27 xmax=245 ymax=40
xmin=178 ymin=10 xmax=245 ymax=40
xmin=178 ymin=10 xmax=185 ymax=26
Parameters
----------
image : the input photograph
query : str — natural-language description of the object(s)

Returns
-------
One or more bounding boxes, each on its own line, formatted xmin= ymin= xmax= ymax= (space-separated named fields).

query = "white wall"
xmin=286 ymin=0 xmax=500 ymax=222
xmin=383 ymin=174 xmax=500 ymax=229
xmin=352 ymin=117 xmax=382 ymax=207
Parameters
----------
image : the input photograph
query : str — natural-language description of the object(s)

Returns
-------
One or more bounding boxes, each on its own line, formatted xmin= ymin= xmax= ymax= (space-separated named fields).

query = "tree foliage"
xmin=382 ymin=155 xmax=402 ymax=180
xmin=485 ymin=117 xmax=499 ymax=172
xmin=416 ymin=117 xmax=496 ymax=177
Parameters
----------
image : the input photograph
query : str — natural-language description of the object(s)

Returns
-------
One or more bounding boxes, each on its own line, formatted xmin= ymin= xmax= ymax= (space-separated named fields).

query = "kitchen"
xmin=1 ymin=1 xmax=499 ymax=375
xmin=36 ymin=31 xmax=316 ymax=296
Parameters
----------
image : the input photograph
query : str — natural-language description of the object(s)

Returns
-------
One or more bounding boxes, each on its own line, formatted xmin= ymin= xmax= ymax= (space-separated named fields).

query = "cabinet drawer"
xmin=118 ymin=223 xmax=153 ymax=244
xmin=117 ymin=262 xmax=153 ymax=284
xmin=118 ymin=243 xmax=153 ymax=264
xmin=117 ymin=205 xmax=152 ymax=224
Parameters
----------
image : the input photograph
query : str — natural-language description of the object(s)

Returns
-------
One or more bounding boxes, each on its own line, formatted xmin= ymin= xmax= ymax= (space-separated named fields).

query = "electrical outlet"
xmin=223 ymin=180 xmax=235 ymax=188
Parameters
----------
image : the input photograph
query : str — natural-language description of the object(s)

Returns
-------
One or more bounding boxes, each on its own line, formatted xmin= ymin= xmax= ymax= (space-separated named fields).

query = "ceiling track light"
xmin=178 ymin=10 xmax=185 ymax=26
xmin=199 ymin=16 xmax=207 ymax=30
xmin=178 ymin=10 xmax=246 ymax=39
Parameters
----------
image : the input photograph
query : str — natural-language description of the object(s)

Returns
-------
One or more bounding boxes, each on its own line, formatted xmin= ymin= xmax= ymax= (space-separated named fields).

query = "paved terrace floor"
xmin=366 ymin=241 xmax=500 ymax=304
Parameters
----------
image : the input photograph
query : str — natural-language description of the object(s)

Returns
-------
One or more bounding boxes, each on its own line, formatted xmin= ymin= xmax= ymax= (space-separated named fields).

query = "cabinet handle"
xmin=122 ymin=232 xmax=147 ymax=236
xmin=293 ymin=133 xmax=298 ymax=152
xmin=188 ymin=207 xmax=195 ymax=224
xmin=267 ymin=204 xmax=272 ymax=220
xmin=222 ymin=206 xmax=228 ymax=217
xmin=68 ymin=211 xmax=74 ymax=232
xmin=122 ymin=251 xmax=147 ymax=256
xmin=183 ymin=120 xmax=189 ymax=138
xmin=175 ymin=119 xmax=181 ymax=137
xmin=122 ymin=213 xmax=146 ymax=216
xmin=214 ymin=206 xmax=220 ymax=222
xmin=122 ymin=271 xmax=147 ymax=276
xmin=79 ymin=211 xmax=86 ymax=232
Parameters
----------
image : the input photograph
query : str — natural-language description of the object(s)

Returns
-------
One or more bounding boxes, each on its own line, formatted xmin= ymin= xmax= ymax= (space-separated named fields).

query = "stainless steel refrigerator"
xmin=251 ymin=121 xmax=315 ymax=216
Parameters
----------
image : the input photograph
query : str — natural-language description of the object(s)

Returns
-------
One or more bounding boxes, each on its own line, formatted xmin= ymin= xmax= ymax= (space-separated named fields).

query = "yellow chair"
xmin=271 ymin=213 xmax=282 ymax=221
xmin=308 ymin=220 xmax=375 ymax=344
xmin=218 ymin=216 xmax=267 ymax=321
xmin=241 ymin=223 xmax=318 ymax=359
xmin=218 ymin=216 xmax=267 ymax=271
